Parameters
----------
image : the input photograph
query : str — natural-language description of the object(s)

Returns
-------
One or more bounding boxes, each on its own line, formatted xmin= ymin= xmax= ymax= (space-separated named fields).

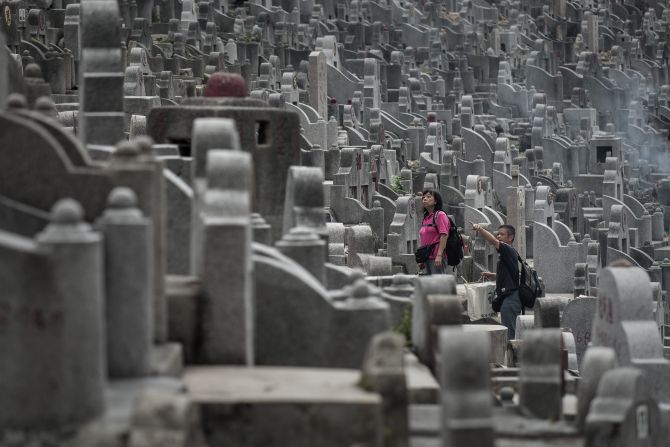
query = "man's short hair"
xmin=498 ymin=224 xmax=516 ymax=241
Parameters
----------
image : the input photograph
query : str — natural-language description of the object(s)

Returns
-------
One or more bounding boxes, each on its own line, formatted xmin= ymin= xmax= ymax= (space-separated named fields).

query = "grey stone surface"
xmin=7 ymin=0 xmax=670 ymax=441
xmin=519 ymin=329 xmax=563 ymax=420
xmin=585 ymin=367 xmax=663 ymax=447
xmin=591 ymin=267 xmax=670 ymax=404
xmin=561 ymin=297 xmax=597 ymax=365
xmin=185 ymin=366 xmax=383 ymax=447
xmin=195 ymin=149 xmax=254 ymax=365
xmin=438 ymin=327 xmax=494 ymax=447
xmin=0 ymin=199 xmax=105 ymax=428
xmin=96 ymin=187 xmax=153 ymax=378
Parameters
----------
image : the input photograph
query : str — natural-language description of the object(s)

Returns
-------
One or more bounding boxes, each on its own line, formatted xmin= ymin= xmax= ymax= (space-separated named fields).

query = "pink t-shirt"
xmin=419 ymin=211 xmax=450 ymax=260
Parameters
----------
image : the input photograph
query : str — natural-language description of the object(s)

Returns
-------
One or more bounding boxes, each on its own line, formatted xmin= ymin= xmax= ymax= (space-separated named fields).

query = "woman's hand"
xmin=435 ymin=255 xmax=443 ymax=268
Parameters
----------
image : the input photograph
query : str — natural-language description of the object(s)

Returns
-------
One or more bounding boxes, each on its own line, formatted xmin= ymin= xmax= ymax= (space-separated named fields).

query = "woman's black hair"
xmin=422 ymin=190 xmax=444 ymax=217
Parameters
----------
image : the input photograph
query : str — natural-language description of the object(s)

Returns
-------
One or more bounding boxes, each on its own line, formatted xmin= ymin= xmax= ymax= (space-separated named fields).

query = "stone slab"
xmin=185 ymin=366 xmax=381 ymax=404
xmin=184 ymin=366 xmax=382 ymax=447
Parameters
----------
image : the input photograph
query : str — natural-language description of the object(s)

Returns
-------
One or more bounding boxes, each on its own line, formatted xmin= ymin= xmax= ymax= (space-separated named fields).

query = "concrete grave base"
xmin=462 ymin=324 xmax=508 ymax=364
xmin=184 ymin=366 xmax=383 ymax=447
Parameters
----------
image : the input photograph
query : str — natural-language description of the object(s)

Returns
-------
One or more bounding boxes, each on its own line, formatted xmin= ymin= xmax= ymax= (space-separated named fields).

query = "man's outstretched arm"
xmin=472 ymin=223 xmax=500 ymax=250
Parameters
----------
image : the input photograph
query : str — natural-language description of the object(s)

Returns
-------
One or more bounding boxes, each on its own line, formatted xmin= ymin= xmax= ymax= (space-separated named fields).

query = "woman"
xmin=418 ymin=190 xmax=450 ymax=275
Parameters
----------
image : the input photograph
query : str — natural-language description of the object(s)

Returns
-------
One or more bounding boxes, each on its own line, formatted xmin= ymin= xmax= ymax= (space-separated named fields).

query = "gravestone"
xmin=0 ymin=199 xmax=105 ymax=428
xmin=439 ymin=327 xmax=494 ymax=447
xmin=308 ymin=50 xmax=327 ymax=119
xmin=96 ymin=187 xmax=153 ymax=378
xmin=78 ymin=0 xmax=125 ymax=146
xmin=591 ymin=267 xmax=670 ymax=404
xmin=585 ymin=367 xmax=663 ymax=447
xmin=518 ymin=329 xmax=563 ymax=419
xmin=561 ymin=296 xmax=597 ymax=365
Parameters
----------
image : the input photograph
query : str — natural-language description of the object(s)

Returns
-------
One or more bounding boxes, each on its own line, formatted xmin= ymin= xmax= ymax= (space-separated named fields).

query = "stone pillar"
xmin=506 ymin=165 xmax=526 ymax=257
xmin=308 ymin=50 xmax=327 ymax=119
xmin=78 ymin=0 xmax=125 ymax=146
xmin=660 ymin=258 xmax=670 ymax=296
xmin=96 ymin=187 xmax=153 ymax=378
xmin=198 ymin=150 xmax=254 ymax=365
xmin=330 ymin=280 xmax=390 ymax=368
xmin=276 ymin=226 xmax=327 ymax=284
xmin=519 ymin=329 xmax=563 ymax=419
xmin=360 ymin=332 xmax=409 ymax=447
xmin=439 ymin=328 xmax=494 ymax=447
xmin=2 ymin=199 xmax=105 ymax=428
xmin=369 ymin=200 xmax=385 ymax=251
xmin=251 ymin=213 xmax=272 ymax=245
xmin=652 ymin=208 xmax=664 ymax=241
xmin=111 ymin=138 xmax=168 ymax=343
xmin=639 ymin=211 xmax=652 ymax=244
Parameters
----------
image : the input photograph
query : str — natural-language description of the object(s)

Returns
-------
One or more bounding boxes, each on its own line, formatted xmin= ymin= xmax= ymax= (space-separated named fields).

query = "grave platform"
xmin=184 ymin=366 xmax=383 ymax=447
xmin=410 ymin=404 xmax=584 ymax=447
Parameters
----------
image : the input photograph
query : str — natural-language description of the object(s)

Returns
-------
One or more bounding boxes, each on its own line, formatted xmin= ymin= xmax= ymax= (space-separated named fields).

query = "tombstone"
xmin=439 ymin=327 xmax=494 ymax=447
xmin=96 ymin=187 xmax=153 ymax=378
xmin=78 ymin=0 xmax=125 ymax=146
xmin=308 ymin=50 xmax=327 ymax=119
xmin=518 ymin=329 xmax=563 ymax=419
xmin=561 ymin=297 xmax=597 ymax=365
xmin=359 ymin=332 xmax=408 ymax=447
xmin=577 ymin=346 xmax=618 ymax=431
xmin=585 ymin=367 xmax=663 ymax=447
xmin=195 ymin=149 xmax=254 ymax=365
xmin=591 ymin=267 xmax=670 ymax=404
xmin=411 ymin=275 xmax=461 ymax=370
xmin=0 ymin=199 xmax=105 ymax=428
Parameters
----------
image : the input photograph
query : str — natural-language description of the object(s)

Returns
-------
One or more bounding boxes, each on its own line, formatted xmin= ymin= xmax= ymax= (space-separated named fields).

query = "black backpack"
xmin=516 ymin=254 xmax=542 ymax=309
xmin=444 ymin=215 xmax=464 ymax=269
xmin=432 ymin=211 xmax=464 ymax=269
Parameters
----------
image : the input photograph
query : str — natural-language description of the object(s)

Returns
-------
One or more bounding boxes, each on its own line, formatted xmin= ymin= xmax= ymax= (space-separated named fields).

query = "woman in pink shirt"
xmin=418 ymin=190 xmax=450 ymax=275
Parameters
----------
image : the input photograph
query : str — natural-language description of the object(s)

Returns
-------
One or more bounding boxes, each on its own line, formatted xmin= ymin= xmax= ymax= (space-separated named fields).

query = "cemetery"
xmin=3 ymin=0 xmax=670 ymax=445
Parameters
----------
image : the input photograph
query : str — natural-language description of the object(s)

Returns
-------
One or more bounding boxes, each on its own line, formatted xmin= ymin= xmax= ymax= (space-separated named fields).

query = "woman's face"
xmin=422 ymin=192 xmax=436 ymax=208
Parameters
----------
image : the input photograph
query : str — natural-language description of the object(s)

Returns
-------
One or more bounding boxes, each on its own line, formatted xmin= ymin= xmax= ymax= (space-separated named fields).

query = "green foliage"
xmin=390 ymin=176 xmax=406 ymax=194
xmin=394 ymin=306 xmax=412 ymax=346
xmin=240 ymin=31 xmax=258 ymax=43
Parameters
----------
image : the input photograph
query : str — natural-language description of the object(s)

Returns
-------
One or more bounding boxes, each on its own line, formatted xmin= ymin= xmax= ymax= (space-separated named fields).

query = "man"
xmin=471 ymin=223 xmax=521 ymax=339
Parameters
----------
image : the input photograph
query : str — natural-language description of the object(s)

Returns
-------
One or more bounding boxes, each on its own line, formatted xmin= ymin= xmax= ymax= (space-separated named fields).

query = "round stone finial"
xmin=113 ymin=140 xmax=140 ymax=158
xmin=24 ymin=63 xmax=43 ymax=78
xmin=108 ymin=187 xmax=138 ymax=209
xmin=351 ymin=279 xmax=370 ymax=298
xmin=133 ymin=136 xmax=155 ymax=155
xmin=373 ymin=200 xmax=381 ymax=208
xmin=34 ymin=96 xmax=58 ymax=118
xmin=203 ymin=72 xmax=248 ymax=98
xmin=34 ymin=96 xmax=55 ymax=110
xmin=7 ymin=93 xmax=28 ymax=110
xmin=285 ymin=225 xmax=320 ymax=241
xmin=51 ymin=198 xmax=84 ymax=224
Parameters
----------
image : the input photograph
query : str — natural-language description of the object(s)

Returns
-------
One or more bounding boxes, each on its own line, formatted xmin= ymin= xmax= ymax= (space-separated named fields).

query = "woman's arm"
xmin=435 ymin=234 xmax=448 ymax=268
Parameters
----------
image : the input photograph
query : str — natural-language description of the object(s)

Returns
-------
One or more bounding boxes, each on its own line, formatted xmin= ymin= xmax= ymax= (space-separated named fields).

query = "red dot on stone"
xmin=203 ymin=72 xmax=248 ymax=98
